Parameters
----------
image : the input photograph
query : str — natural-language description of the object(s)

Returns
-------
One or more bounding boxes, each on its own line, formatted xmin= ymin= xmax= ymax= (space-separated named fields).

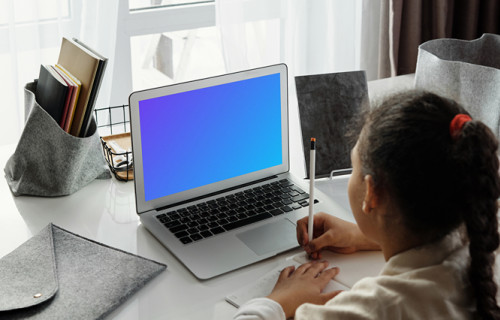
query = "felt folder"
xmin=0 ymin=224 xmax=166 ymax=319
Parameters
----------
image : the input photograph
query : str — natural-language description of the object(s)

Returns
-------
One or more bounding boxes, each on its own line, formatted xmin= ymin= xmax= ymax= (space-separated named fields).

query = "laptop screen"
xmin=130 ymin=64 xmax=289 ymax=213
xmin=138 ymin=72 xmax=283 ymax=202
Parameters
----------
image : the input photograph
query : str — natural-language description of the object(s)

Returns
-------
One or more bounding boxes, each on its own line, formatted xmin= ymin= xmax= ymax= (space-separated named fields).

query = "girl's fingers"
xmin=320 ymin=266 xmax=340 ymax=280
xmin=303 ymin=260 xmax=330 ymax=277
xmin=296 ymin=216 xmax=310 ymax=247
xmin=278 ymin=265 xmax=296 ymax=280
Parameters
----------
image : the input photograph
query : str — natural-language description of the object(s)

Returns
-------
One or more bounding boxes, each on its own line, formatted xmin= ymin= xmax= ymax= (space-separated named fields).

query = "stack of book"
xmin=35 ymin=37 xmax=107 ymax=137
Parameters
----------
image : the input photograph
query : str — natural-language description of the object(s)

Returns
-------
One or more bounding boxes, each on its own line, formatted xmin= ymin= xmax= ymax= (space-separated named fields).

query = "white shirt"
xmin=234 ymin=230 xmax=473 ymax=320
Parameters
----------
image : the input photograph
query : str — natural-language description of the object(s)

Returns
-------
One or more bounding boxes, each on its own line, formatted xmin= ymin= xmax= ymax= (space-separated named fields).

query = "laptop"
xmin=129 ymin=64 xmax=353 ymax=279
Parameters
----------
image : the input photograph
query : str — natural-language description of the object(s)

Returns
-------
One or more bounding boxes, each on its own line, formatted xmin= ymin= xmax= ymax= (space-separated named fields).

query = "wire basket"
xmin=94 ymin=105 xmax=133 ymax=181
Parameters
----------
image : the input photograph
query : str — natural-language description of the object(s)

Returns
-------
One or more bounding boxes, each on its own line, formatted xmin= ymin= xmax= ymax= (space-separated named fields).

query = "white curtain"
xmin=77 ymin=0 xmax=120 ymax=113
xmin=216 ymin=0 xmax=381 ymax=177
xmin=216 ymin=0 xmax=381 ymax=79
xmin=0 ymin=0 xmax=118 ymax=146
xmin=0 ymin=0 xmax=71 ymax=146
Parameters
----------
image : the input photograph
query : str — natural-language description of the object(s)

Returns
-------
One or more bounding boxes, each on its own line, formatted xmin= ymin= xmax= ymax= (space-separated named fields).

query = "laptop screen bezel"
xmin=129 ymin=64 xmax=289 ymax=214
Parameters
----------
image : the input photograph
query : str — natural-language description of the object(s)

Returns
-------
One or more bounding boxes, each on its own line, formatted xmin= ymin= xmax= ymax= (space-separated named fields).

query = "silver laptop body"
xmin=129 ymin=64 xmax=352 ymax=279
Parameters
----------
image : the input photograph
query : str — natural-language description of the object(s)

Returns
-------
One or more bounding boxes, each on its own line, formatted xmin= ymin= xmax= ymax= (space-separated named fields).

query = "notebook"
xmin=57 ymin=37 xmax=101 ymax=137
xmin=35 ymin=64 xmax=68 ymax=125
xmin=295 ymin=71 xmax=369 ymax=178
xmin=129 ymin=64 xmax=354 ymax=279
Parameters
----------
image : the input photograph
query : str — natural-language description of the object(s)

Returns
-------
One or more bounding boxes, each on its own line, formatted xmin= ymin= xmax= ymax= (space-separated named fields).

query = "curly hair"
xmin=356 ymin=91 xmax=500 ymax=319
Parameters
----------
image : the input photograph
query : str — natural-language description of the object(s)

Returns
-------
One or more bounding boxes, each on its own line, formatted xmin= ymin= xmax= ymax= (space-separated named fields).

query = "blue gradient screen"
xmin=139 ymin=73 xmax=283 ymax=201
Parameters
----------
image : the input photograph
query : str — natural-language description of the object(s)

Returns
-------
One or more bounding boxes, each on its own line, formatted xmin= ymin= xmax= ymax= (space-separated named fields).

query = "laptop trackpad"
xmin=237 ymin=219 xmax=297 ymax=256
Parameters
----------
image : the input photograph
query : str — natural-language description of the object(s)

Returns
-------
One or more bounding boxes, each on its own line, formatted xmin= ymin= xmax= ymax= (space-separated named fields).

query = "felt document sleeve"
xmin=0 ymin=224 xmax=166 ymax=319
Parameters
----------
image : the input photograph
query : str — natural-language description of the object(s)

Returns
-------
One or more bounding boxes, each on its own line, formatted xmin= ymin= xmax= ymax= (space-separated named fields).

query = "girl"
xmin=234 ymin=91 xmax=500 ymax=320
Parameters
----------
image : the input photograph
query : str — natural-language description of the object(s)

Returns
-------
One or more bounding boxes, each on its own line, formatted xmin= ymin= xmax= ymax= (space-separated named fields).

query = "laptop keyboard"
xmin=156 ymin=179 xmax=317 ymax=245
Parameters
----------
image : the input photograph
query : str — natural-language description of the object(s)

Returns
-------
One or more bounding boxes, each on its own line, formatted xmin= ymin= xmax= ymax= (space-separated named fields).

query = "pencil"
xmin=308 ymin=137 xmax=316 ymax=242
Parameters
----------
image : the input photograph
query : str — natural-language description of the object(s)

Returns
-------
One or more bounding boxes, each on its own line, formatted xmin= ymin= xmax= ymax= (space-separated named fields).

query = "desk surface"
xmin=0 ymin=75 xmax=415 ymax=320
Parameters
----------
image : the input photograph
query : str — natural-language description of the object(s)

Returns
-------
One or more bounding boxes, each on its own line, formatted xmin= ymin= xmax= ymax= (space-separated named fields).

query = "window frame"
xmin=109 ymin=0 xmax=216 ymax=105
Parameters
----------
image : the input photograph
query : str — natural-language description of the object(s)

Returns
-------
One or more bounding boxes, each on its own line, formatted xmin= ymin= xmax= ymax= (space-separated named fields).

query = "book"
xmin=72 ymin=38 xmax=108 ymax=137
xmin=35 ymin=64 xmax=69 ymax=125
xmin=54 ymin=64 xmax=82 ymax=133
xmin=57 ymin=37 xmax=101 ymax=137
xmin=52 ymin=66 xmax=75 ymax=130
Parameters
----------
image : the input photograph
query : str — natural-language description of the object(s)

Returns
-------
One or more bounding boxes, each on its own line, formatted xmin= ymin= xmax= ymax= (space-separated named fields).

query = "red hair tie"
xmin=450 ymin=114 xmax=472 ymax=140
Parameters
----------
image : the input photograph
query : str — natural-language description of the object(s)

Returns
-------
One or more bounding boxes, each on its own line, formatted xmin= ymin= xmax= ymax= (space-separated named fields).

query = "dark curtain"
xmin=378 ymin=0 xmax=500 ymax=78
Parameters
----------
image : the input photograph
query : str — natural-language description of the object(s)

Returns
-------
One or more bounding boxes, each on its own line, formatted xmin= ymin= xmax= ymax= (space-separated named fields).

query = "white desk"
xmin=0 ymin=75 xmax=415 ymax=319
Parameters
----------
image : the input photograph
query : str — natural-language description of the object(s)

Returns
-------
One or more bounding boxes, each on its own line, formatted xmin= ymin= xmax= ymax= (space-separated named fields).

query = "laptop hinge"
xmin=156 ymin=175 xmax=279 ymax=212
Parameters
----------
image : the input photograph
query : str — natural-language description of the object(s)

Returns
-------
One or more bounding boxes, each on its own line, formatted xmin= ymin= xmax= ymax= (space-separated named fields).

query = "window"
xmin=109 ymin=1 xmax=220 ymax=106
xmin=0 ymin=0 xmax=220 ymax=145
xmin=131 ymin=27 xmax=225 ymax=91
xmin=129 ymin=0 xmax=212 ymax=10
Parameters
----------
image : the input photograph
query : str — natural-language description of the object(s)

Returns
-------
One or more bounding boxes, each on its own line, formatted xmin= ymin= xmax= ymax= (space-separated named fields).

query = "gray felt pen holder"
xmin=4 ymin=82 xmax=111 ymax=197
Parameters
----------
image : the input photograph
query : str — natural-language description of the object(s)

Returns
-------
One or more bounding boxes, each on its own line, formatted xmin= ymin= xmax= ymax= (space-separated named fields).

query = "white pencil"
xmin=308 ymin=137 xmax=316 ymax=242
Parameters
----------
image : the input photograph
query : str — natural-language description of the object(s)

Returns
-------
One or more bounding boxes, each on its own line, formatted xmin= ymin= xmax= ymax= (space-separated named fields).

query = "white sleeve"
xmin=233 ymin=298 xmax=286 ymax=320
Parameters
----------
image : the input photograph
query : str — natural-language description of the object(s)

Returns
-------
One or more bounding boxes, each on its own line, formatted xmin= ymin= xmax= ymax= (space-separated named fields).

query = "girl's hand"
xmin=267 ymin=261 xmax=342 ymax=319
xmin=297 ymin=212 xmax=380 ymax=259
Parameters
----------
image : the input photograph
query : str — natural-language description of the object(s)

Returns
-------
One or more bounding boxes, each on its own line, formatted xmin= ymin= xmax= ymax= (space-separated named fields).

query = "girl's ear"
xmin=362 ymin=175 xmax=378 ymax=214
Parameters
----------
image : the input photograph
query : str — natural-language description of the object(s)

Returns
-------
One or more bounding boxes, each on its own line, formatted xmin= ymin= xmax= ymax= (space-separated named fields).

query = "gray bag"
xmin=4 ymin=82 xmax=111 ymax=196
xmin=415 ymin=33 xmax=500 ymax=140
xmin=0 ymin=224 xmax=166 ymax=319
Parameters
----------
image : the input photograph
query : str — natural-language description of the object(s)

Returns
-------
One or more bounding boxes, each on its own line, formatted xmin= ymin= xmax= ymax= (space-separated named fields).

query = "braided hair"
xmin=356 ymin=91 xmax=500 ymax=319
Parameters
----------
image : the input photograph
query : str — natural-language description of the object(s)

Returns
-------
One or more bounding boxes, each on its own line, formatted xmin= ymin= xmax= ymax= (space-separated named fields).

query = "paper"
xmin=225 ymin=253 xmax=349 ymax=308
